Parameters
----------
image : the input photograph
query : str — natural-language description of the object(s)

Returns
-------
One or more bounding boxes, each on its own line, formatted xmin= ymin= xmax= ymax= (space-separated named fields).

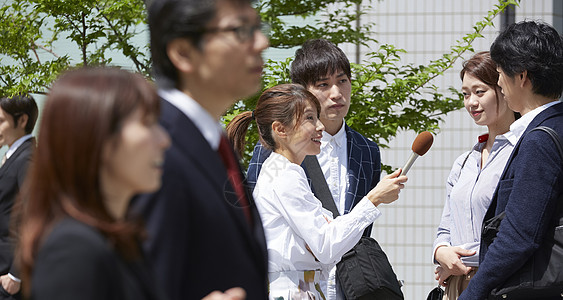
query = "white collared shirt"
xmin=253 ymin=152 xmax=380 ymax=278
xmin=317 ymin=121 xmax=348 ymax=214
xmin=158 ymin=89 xmax=224 ymax=150
xmin=6 ymin=134 xmax=33 ymax=159
xmin=506 ymin=100 xmax=561 ymax=145
xmin=433 ymin=132 xmax=515 ymax=267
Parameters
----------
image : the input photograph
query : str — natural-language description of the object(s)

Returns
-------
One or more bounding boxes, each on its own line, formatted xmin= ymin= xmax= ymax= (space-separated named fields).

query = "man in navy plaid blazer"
xmin=246 ymin=39 xmax=381 ymax=300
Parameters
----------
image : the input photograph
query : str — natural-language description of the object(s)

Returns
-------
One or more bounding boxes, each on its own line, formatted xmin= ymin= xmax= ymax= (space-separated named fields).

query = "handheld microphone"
xmin=400 ymin=131 xmax=434 ymax=175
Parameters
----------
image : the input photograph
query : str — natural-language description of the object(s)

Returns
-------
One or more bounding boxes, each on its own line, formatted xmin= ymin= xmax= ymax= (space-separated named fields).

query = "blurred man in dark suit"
xmin=0 ymin=94 xmax=38 ymax=300
xmin=131 ymin=0 xmax=269 ymax=299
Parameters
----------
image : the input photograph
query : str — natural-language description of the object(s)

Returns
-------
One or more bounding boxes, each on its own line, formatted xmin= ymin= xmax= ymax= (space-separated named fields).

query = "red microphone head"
xmin=412 ymin=131 xmax=434 ymax=156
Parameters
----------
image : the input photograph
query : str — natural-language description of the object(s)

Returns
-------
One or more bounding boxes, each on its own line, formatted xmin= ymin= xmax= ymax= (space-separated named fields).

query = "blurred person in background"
xmin=0 ymin=94 xmax=38 ymax=300
xmin=16 ymin=67 xmax=170 ymax=300
xmin=131 ymin=0 xmax=270 ymax=299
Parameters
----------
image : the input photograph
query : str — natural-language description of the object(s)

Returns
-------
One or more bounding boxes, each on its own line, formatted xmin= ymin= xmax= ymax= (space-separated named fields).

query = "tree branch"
xmin=0 ymin=76 xmax=8 ymax=86
xmin=98 ymin=7 xmax=148 ymax=72
xmin=62 ymin=13 xmax=81 ymax=34
xmin=406 ymin=2 xmax=512 ymax=97
xmin=32 ymin=42 xmax=60 ymax=58
xmin=81 ymin=11 xmax=87 ymax=65
xmin=30 ymin=40 xmax=41 ymax=63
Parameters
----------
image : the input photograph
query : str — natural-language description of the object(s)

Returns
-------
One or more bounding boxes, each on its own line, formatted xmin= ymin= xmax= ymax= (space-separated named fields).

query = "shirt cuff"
xmin=355 ymin=197 xmax=381 ymax=222
xmin=432 ymin=242 xmax=450 ymax=265
xmin=7 ymin=273 xmax=20 ymax=283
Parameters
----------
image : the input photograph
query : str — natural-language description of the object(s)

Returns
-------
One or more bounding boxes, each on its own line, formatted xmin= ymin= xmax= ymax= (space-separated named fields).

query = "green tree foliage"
xmin=225 ymin=0 xmax=519 ymax=169
xmin=0 ymin=0 xmax=149 ymax=96
xmin=262 ymin=0 xmax=374 ymax=48
xmin=1 ymin=0 xmax=519 ymax=170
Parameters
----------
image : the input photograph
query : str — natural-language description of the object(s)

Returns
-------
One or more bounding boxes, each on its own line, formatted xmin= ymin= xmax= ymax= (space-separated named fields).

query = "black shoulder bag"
xmin=303 ymin=155 xmax=404 ymax=300
xmin=481 ymin=126 xmax=563 ymax=299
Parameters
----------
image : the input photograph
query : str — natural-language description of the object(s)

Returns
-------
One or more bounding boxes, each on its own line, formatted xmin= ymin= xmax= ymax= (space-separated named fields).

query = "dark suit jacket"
xmin=31 ymin=218 xmax=158 ymax=300
xmin=459 ymin=102 xmax=563 ymax=299
xmin=131 ymin=99 xmax=268 ymax=300
xmin=247 ymin=124 xmax=381 ymax=233
xmin=0 ymin=138 xmax=35 ymax=275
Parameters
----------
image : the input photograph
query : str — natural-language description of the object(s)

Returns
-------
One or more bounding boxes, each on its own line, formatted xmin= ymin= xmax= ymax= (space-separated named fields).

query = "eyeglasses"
xmin=205 ymin=22 xmax=270 ymax=43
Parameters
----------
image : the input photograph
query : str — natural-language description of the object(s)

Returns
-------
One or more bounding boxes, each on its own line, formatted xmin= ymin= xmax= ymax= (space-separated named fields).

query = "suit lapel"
xmin=0 ymin=138 xmax=35 ymax=177
xmin=159 ymin=100 xmax=266 ymax=263
xmin=160 ymin=100 xmax=242 ymax=210
xmin=491 ymin=102 xmax=563 ymax=215
xmin=345 ymin=126 xmax=362 ymax=212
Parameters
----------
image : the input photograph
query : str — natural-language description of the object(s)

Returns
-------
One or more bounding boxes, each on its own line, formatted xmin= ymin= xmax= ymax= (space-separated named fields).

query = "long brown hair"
xmin=17 ymin=67 xmax=160 ymax=293
xmin=227 ymin=83 xmax=321 ymax=157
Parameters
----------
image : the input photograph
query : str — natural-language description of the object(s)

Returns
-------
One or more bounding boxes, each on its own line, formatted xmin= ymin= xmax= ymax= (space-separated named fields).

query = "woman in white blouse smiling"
xmin=432 ymin=51 xmax=519 ymax=299
xmin=227 ymin=84 xmax=407 ymax=300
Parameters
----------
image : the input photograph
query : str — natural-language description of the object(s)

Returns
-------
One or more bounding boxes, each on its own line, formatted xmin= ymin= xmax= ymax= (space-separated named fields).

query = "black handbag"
xmin=336 ymin=236 xmax=404 ymax=300
xmin=426 ymin=286 xmax=444 ymax=300
xmin=481 ymin=126 xmax=563 ymax=299
xmin=303 ymin=156 xmax=404 ymax=300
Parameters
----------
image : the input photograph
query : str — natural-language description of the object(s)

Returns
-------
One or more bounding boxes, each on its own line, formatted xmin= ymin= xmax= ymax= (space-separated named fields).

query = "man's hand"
xmin=0 ymin=274 xmax=20 ymax=295
xmin=202 ymin=287 xmax=246 ymax=300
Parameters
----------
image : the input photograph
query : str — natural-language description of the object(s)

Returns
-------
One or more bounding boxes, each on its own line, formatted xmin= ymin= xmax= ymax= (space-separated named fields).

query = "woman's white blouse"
xmin=433 ymin=133 xmax=514 ymax=266
xmin=253 ymin=152 xmax=381 ymax=276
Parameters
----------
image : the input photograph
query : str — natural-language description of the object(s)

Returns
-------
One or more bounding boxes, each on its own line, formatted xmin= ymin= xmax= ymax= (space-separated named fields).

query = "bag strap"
xmin=484 ymin=125 xmax=563 ymax=224
xmin=460 ymin=151 xmax=472 ymax=170
xmin=303 ymin=155 xmax=378 ymax=237
xmin=302 ymin=155 xmax=341 ymax=217
xmin=532 ymin=126 xmax=563 ymax=228
xmin=532 ymin=126 xmax=563 ymax=158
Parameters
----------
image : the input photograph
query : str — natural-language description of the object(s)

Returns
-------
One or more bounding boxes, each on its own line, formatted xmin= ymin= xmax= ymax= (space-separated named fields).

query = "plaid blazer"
xmin=247 ymin=124 xmax=381 ymax=216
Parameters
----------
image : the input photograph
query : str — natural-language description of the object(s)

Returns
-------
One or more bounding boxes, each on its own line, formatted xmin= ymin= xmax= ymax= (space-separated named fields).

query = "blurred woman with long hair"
xmin=16 ymin=67 xmax=170 ymax=300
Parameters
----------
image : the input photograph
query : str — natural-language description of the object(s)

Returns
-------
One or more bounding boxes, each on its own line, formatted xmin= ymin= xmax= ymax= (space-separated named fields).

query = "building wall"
xmin=337 ymin=1 xmax=561 ymax=298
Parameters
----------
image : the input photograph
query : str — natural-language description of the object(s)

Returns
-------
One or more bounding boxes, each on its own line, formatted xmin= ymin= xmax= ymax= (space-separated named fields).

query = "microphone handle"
xmin=401 ymin=152 xmax=419 ymax=176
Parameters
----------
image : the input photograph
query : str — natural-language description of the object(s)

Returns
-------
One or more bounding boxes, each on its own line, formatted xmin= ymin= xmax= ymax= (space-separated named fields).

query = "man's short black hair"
xmin=0 ymin=94 xmax=38 ymax=134
xmin=490 ymin=20 xmax=563 ymax=99
xmin=148 ymin=0 xmax=252 ymax=89
xmin=290 ymin=39 xmax=351 ymax=87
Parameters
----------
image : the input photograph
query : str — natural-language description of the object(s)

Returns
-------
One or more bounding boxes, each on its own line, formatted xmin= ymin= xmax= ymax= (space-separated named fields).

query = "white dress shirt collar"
xmin=321 ymin=120 xmax=346 ymax=149
xmin=507 ymin=100 xmax=561 ymax=145
xmin=6 ymin=134 xmax=33 ymax=159
xmin=159 ymin=89 xmax=224 ymax=151
xmin=318 ymin=120 xmax=348 ymax=214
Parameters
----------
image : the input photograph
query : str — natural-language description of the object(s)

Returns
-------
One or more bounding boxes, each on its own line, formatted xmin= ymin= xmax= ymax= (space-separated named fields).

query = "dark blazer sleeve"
xmin=15 ymin=150 xmax=33 ymax=188
xmin=0 ymin=139 xmax=35 ymax=276
xmin=133 ymin=151 xmax=194 ymax=299
xmin=459 ymin=109 xmax=563 ymax=299
xmin=246 ymin=141 xmax=272 ymax=191
xmin=345 ymin=126 xmax=381 ymax=208
xmin=31 ymin=219 xmax=123 ymax=300
xmin=10 ymin=142 xmax=34 ymax=277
